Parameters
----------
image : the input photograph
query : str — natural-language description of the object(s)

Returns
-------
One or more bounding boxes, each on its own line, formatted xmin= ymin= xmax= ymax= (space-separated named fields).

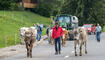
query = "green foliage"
xmin=10 ymin=3 xmax=24 ymax=11
xmin=62 ymin=0 xmax=105 ymax=26
xmin=33 ymin=0 xmax=65 ymax=17
xmin=0 ymin=11 xmax=51 ymax=48
xmin=34 ymin=3 xmax=53 ymax=17
xmin=0 ymin=0 xmax=14 ymax=10
xmin=103 ymin=26 xmax=105 ymax=32
xmin=0 ymin=0 xmax=23 ymax=11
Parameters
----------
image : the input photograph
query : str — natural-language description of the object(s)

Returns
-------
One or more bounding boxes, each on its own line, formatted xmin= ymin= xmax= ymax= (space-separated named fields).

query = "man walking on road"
xmin=96 ymin=23 xmax=102 ymax=42
xmin=52 ymin=22 xmax=63 ymax=55
xmin=46 ymin=25 xmax=51 ymax=43
xmin=36 ymin=23 xmax=42 ymax=41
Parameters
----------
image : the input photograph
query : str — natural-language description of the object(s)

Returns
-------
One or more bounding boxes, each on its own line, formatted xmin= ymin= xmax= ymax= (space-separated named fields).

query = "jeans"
xmin=54 ymin=37 xmax=61 ymax=52
xmin=36 ymin=32 xmax=42 ymax=41
xmin=96 ymin=32 xmax=101 ymax=41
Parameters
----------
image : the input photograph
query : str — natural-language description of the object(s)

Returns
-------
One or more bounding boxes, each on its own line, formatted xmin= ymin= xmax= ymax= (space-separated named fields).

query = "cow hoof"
xmin=51 ymin=43 xmax=54 ymax=45
xmin=62 ymin=45 xmax=64 ymax=47
xmin=80 ymin=54 xmax=82 ymax=56
xmin=30 ymin=56 xmax=32 ymax=58
xmin=27 ymin=56 xmax=29 ymax=57
xmin=85 ymin=51 xmax=88 ymax=54
xmin=75 ymin=54 xmax=78 ymax=56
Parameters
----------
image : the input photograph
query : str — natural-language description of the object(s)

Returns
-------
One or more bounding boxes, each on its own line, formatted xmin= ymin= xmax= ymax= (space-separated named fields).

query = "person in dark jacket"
xmin=52 ymin=22 xmax=63 ymax=55
xmin=46 ymin=26 xmax=51 ymax=43
xmin=46 ymin=26 xmax=50 ymax=36
xmin=36 ymin=23 xmax=42 ymax=41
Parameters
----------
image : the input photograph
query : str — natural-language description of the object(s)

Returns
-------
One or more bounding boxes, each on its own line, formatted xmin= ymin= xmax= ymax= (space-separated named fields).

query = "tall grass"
xmin=0 ymin=11 xmax=51 ymax=48
xmin=103 ymin=26 xmax=105 ymax=32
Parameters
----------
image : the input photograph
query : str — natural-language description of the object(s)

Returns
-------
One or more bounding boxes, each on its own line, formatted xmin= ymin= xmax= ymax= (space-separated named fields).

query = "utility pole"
xmin=22 ymin=0 xmax=24 ymax=9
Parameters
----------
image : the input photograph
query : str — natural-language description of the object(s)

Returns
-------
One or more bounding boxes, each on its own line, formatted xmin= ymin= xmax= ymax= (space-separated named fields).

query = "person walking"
xmin=33 ymin=24 xmax=37 ymax=29
xmin=52 ymin=22 xmax=63 ymax=55
xmin=96 ymin=23 xmax=102 ymax=42
xmin=36 ymin=23 xmax=42 ymax=41
xmin=46 ymin=25 xmax=51 ymax=43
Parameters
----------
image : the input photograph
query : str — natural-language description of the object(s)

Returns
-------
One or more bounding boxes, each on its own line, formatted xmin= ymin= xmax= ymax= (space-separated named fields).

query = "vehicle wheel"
xmin=88 ymin=32 xmax=91 ymax=35
xmin=90 ymin=32 xmax=93 ymax=35
xmin=94 ymin=32 xmax=96 ymax=35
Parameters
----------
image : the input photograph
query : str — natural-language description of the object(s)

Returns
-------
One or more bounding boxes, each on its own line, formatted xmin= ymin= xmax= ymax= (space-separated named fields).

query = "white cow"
xmin=30 ymin=27 xmax=37 ymax=36
xmin=73 ymin=27 xmax=88 ymax=56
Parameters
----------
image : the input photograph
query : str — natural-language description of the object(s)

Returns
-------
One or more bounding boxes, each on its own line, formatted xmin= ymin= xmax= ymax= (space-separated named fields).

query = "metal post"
xmin=4 ymin=34 xmax=7 ymax=47
xmin=3 ymin=9 xmax=5 ymax=17
xmin=15 ymin=33 xmax=17 ymax=45
xmin=21 ymin=16 xmax=23 ymax=23
xmin=22 ymin=0 xmax=24 ymax=9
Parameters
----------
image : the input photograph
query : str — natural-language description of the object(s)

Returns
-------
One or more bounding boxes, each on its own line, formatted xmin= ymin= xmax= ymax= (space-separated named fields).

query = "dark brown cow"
xmin=24 ymin=30 xmax=36 ymax=58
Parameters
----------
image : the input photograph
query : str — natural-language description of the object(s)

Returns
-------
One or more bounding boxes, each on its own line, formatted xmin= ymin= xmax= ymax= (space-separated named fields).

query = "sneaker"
xmin=59 ymin=51 xmax=61 ymax=54
xmin=55 ymin=52 xmax=58 ymax=55
xmin=97 ymin=40 xmax=100 ymax=42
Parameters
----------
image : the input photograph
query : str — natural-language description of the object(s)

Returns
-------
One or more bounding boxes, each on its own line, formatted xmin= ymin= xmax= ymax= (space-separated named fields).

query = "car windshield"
xmin=83 ymin=25 xmax=91 ymax=28
xmin=57 ymin=16 xmax=70 ymax=23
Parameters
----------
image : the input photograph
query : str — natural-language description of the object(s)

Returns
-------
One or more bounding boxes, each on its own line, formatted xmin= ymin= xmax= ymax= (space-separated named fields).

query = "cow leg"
xmin=80 ymin=42 xmax=83 ymax=56
xmin=51 ymin=39 xmax=54 ymax=45
xmin=64 ymin=38 xmax=67 ymax=47
xmin=85 ymin=41 xmax=87 ymax=54
xmin=74 ymin=41 xmax=77 ymax=56
xmin=62 ymin=39 xmax=64 ymax=47
xmin=27 ymin=50 xmax=30 ymax=57
xmin=30 ymin=49 xmax=32 ymax=58
xmin=26 ymin=44 xmax=29 ymax=57
xmin=28 ymin=45 xmax=32 ymax=58
xmin=48 ymin=36 xmax=51 ymax=44
xmin=30 ymin=44 xmax=33 ymax=58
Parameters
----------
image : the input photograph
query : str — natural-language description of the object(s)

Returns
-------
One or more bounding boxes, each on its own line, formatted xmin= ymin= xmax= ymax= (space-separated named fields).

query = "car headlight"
xmin=88 ymin=28 xmax=91 ymax=31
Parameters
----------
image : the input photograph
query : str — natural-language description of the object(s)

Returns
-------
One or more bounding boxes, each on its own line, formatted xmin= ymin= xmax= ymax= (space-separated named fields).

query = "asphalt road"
xmin=1 ymin=33 xmax=105 ymax=60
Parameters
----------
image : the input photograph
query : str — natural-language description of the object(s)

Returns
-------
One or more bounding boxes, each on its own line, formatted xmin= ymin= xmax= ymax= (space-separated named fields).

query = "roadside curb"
xmin=0 ymin=37 xmax=45 ymax=58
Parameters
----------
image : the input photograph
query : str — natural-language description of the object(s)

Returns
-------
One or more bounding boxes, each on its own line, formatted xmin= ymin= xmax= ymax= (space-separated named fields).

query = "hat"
xmin=55 ymin=22 xmax=59 ymax=25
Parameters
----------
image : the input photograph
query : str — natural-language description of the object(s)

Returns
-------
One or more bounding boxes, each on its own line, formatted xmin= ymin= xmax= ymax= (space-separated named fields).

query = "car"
xmin=83 ymin=24 xmax=96 ymax=35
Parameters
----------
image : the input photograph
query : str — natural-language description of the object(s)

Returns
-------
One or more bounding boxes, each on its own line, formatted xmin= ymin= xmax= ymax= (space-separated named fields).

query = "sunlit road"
xmin=1 ymin=33 xmax=105 ymax=60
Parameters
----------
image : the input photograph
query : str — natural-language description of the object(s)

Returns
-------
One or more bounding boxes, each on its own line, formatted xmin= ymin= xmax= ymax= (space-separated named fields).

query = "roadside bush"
xmin=103 ymin=26 xmax=105 ymax=32
xmin=0 ymin=0 xmax=24 ymax=11
xmin=33 ymin=4 xmax=53 ymax=17
xmin=10 ymin=3 xmax=24 ymax=11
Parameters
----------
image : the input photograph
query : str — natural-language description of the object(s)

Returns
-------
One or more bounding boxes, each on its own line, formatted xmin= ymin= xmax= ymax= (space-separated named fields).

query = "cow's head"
xmin=20 ymin=27 xmax=29 ymax=36
xmin=25 ymin=31 xmax=33 ymax=38
xmin=25 ymin=31 xmax=33 ymax=44
xmin=73 ymin=29 xmax=80 ymax=40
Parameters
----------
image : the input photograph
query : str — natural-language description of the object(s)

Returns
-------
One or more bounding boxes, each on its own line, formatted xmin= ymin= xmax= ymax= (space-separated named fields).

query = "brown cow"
xmin=62 ymin=29 xmax=69 ymax=47
xmin=73 ymin=27 xmax=88 ymax=56
xmin=48 ymin=29 xmax=69 ymax=46
xmin=24 ymin=29 xmax=36 ymax=58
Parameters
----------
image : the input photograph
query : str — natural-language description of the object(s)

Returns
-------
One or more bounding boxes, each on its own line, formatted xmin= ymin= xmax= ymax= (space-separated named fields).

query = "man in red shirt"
xmin=52 ymin=22 xmax=63 ymax=55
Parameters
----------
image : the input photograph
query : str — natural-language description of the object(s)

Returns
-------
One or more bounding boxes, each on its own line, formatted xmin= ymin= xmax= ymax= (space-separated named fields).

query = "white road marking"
xmin=71 ymin=51 xmax=75 ymax=54
xmin=64 ymin=55 xmax=69 ymax=58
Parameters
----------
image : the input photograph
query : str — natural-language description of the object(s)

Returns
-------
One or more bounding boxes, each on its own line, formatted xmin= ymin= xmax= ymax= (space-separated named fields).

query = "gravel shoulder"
xmin=0 ymin=35 xmax=46 ymax=58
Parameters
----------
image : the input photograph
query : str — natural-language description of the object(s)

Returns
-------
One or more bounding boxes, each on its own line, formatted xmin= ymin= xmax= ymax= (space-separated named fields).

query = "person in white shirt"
xmin=96 ymin=23 xmax=102 ymax=42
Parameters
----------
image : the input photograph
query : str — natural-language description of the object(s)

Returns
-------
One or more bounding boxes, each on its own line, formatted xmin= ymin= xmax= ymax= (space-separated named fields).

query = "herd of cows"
xmin=19 ymin=26 xmax=88 ymax=58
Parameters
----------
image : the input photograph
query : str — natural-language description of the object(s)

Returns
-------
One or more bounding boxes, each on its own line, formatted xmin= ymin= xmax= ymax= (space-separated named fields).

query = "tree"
xmin=0 ymin=0 xmax=14 ymax=10
xmin=33 ymin=0 xmax=66 ymax=17
xmin=61 ymin=0 xmax=105 ymax=26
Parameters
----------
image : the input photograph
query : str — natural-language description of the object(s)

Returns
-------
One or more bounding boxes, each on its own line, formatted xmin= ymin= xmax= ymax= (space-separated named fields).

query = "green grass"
xmin=103 ymin=26 xmax=105 ymax=32
xmin=0 ymin=11 xmax=51 ymax=48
